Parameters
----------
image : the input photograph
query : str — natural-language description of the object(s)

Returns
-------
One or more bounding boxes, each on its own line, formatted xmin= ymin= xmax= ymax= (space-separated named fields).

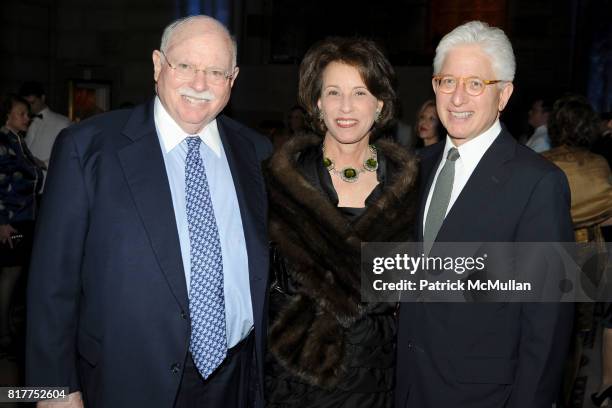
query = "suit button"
xmin=180 ymin=311 xmax=187 ymax=320
xmin=407 ymin=342 xmax=413 ymax=349
xmin=170 ymin=362 xmax=182 ymax=374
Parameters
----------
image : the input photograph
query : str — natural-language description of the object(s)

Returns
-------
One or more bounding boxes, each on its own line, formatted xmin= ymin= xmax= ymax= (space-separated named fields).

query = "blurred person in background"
xmin=286 ymin=105 xmax=307 ymax=136
xmin=258 ymin=119 xmax=286 ymax=150
xmin=524 ymin=97 xmax=553 ymax=153
xmin=592 ymin=111 xmax=612 ymax=168
xmin=542 ymin=94 xmax=612 ymax=408
xmin=391 ymin=100 xmax=415 ymax=149
xmin=269 ymin=105 xmax=308 ymax=151
xmin=414 ymin=99 xmax=445 ymax=148
xmin=593 ymin=111 xmax=612 ymax=244
xmin=0 ymin=94 xmax=43 ymax=351
xmin=19 ymin=81 xmax=70 ymax=180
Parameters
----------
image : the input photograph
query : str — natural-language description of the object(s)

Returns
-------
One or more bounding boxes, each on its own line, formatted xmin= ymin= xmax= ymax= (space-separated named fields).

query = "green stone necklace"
xmin=322 ymin=144 xmax=378 ymax=183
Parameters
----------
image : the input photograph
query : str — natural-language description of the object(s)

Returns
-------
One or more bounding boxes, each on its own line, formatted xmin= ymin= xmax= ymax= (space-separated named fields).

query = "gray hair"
xmin=160 ymin=15 xmax=238 ymax=68
xmin=433 ymin=21 xmax=515 ymax=82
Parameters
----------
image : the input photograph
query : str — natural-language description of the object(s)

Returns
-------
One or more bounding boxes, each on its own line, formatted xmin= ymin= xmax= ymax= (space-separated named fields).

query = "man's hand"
xmin=37 ymin=391 xmax=83 ymax=408
xmin=0 ymin=224 xmax=17 ymax=248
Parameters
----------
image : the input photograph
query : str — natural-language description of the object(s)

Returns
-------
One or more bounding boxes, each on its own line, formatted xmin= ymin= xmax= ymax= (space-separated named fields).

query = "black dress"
xmin=263 ymin=134 xmax=418 ymax=407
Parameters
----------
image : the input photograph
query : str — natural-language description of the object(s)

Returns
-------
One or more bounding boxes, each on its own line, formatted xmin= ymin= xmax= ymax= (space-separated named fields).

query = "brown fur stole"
xmin=265 ymin=133 xmax=418 ymax=387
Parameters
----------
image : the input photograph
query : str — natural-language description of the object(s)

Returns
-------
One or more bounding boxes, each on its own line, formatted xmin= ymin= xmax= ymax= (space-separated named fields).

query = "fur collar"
xmin=267 ymin=133 xmax=418 ymax=245
xmin=265 ymin=134 xmax=418 ymax=387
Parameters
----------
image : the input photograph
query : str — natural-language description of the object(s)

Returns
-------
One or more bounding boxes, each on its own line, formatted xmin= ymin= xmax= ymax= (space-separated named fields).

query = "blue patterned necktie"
xmin=185 ymin=136 xmax=227 ymax=379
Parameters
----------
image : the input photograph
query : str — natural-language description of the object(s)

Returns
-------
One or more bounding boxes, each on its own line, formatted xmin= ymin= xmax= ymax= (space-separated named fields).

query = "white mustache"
xmin=179 ymin=88 xmax=216 ymax=101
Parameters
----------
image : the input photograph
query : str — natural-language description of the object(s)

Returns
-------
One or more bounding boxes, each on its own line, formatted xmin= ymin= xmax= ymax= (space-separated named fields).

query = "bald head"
xmin=153 ymin=15 xmax=240 ymax=134
xmin=160 ymin=15 xmax=237 ymax=68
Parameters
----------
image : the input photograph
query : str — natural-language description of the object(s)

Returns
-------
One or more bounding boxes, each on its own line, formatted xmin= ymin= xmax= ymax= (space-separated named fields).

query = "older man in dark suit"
xmin=26 ymin=15 xmax=271 ymax=408
xmin=396 ymin=21 xmax=574 ymax=408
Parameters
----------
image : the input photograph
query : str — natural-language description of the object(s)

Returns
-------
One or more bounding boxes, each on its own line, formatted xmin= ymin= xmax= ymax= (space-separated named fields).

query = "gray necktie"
xmin=423 ymin=147 xmax=460 ymax=255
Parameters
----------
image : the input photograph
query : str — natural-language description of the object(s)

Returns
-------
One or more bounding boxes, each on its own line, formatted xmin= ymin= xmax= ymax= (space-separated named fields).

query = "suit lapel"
xmin=436 ymin=130 xmax=516 ymax=242
xmin=116 ymin=103 xmax=189 ymax=312
xmin=217 ymin=116 xmax=268 ymax=284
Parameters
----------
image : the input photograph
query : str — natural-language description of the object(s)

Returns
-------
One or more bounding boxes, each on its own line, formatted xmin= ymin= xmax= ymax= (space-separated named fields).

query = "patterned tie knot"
xmin=186 ymin=136 xmax=201 ymax=152
xmin=447 ymin=147 xmax=460 ymax=162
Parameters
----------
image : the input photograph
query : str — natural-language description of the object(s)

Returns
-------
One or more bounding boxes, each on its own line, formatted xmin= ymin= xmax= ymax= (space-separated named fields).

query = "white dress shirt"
xmin=26 ymin=107 xmax=71 ymax=164
xmin=154 ymin=97 xmax=252 ymax=348
xmin=423 ymin=120 xmax=502 ymax=233
xmin=25 ymin=107 xmax=71 ymax=189
xmin=525 ymin=125 xmax=551 ymax=153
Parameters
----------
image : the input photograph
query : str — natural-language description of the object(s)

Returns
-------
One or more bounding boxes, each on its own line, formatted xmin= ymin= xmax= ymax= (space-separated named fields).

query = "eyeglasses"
xmin=160 ymin=51 xmax=235 ymax=85
xmin=432 ymin=75 xmax=504 ymax=96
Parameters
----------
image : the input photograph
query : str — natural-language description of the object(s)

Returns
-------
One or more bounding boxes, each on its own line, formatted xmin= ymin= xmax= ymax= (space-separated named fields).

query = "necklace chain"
xmin=322 ymin=144 xmax=378 ymax=183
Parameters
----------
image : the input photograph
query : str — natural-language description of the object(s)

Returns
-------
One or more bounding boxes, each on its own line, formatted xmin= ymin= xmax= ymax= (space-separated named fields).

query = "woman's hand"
xmin=37 ymin=391 xmax=83 ymax=408
xmin=0 ymin=224 xmax=18 ymax=248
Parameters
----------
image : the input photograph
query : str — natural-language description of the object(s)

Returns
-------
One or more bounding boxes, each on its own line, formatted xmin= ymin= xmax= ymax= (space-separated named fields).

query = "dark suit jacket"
xmin=396 ymin=129 xmax=574 ymax=408
xmin=26 ymin=102 xmax=272 ymax=407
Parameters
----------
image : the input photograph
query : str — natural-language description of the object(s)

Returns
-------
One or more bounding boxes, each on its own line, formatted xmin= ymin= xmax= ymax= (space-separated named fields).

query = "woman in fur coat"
xmin=264 ymin=37 xmax=418 ymax=407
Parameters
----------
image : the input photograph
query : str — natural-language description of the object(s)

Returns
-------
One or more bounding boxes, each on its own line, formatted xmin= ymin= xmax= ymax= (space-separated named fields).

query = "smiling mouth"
xmin=450 ymin=111 xmax=473 ymax=119
xmin=336 ymin=119 xmax=358 ymax=128
xmin=182 ymin=95 xmax=212 ymax=104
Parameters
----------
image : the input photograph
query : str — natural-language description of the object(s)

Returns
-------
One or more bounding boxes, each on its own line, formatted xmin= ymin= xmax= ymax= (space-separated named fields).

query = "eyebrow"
xmin=167 ymin=55 xmax=230 ymax=71
xmin=323 ymin=85 xmax=368 ymax=90
xmin=178 ymin=61 xmax=229 ymax=70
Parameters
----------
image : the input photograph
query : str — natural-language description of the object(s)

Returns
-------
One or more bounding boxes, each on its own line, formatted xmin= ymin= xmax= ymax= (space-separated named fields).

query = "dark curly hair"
xmin=548 ymin=94 xmax=600 ymax=148
xmin=1 ymin=94 xmax=30 ymax=126
xmin=298 ymin=37 xmax=397 ymax=135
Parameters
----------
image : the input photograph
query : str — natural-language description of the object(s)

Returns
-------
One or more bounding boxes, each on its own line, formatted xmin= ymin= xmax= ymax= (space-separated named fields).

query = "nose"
xmin=189 ymin=70 xmax=209 ymax=91
xmin=450 ymin=80 xmax=468 ymax=106
xmin=340 ymin=94 xmax=353 ymax=113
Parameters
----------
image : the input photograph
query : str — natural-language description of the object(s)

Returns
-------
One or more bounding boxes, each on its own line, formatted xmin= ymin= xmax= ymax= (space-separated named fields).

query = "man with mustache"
xmin=26 ymin=15 xmax=272 ymax=408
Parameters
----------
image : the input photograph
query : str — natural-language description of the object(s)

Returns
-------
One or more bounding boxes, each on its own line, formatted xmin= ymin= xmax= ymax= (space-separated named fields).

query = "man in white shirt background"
xmin=19 ymin=81 xmax=71 ymax=177
xmin=524 ymin=97 xmax=553 ymax=153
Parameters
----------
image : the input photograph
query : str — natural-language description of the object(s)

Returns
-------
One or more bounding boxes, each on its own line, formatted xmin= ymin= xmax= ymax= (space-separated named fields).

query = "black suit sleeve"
xmin=507 ymin=168 xmax=574 ymax=408
xmin=26 ymin=128 xmax=89 ymax=392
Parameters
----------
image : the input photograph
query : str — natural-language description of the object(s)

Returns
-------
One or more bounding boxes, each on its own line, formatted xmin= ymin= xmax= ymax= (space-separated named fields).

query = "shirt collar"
xmin=153 ymin=96 xmax=222 ymax=157
xmin=533 ymin=124 xmax=547 ymax=136
xmin=32 ymin=107 xmax=49 ymax=120
xmin=442 ymin=119 xmax=501 ymax=170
